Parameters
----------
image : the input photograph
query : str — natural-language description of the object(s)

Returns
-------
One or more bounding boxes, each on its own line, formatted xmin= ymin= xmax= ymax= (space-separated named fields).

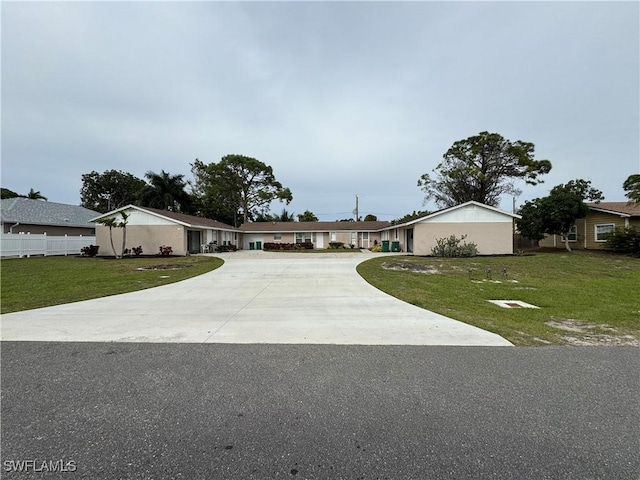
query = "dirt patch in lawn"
xmin=545 ymin=319 xmax=640 ymax=346
xmin=382 ymin=262 xmax=440 ymax=274
xmin=135 ymin=264 xmax=193 ymax=271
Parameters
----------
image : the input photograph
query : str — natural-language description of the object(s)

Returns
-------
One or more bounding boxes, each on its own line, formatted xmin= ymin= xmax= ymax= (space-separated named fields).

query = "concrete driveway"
xmin=1 ymin=251 xmax=511 ymax=345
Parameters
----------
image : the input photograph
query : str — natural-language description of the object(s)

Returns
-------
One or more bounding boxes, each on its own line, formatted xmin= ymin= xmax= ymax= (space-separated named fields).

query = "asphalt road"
xmin=1 ymin=343 xmax=638 ymax=480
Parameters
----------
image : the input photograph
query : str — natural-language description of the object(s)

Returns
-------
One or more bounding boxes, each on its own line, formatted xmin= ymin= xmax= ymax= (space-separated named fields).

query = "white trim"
xmin=588 ymin=207 xmax=631 ymax=217
xmin=594 ymin=223 xmax=616 ymax=242
xmin=380 ymin=201 xmax=520 ymax=230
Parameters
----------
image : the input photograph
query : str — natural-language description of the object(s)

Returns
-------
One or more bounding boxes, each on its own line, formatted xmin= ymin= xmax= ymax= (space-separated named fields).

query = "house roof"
xmin=383 ymin=201 xmax=520 ymax=230
xmin=91 ymin=205 xmax=240 ymax=231
xmin=587 ymin=202 xmax=640 ymax=217
xmin=1 ymin=197 xmax=100 ymax=228
xmin=240 ymin=220 xmax=391 ymax=233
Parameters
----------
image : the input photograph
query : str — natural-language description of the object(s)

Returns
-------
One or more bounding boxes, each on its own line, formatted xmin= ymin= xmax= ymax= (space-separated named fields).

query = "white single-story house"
xmin=1 ymin=197 xmax=99 ymax=236
xmin=91 ymin=201 xmax=519 ymax=256
xmin=92 ymin=205 xmax=241 ymax=256
xmin=239 ymin=220 xmax=391 ymax=250
xmin=381 ymin=201 xmax=520 ymax=255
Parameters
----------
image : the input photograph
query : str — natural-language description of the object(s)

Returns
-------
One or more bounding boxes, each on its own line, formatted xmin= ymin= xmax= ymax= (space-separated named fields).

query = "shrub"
xmin=604 ymin=227 xmax=640 ymax=256
xmin=371 ymin=244 xmax=382 ymax=252
xmin=329 ymin=241 xmax=345 ymax=249
xmin=123 ymin=246 xmax=143 ymax=257
xmin=81 ymin=245 xmax=99 ymax=257
xmin=431 ymin=235 xmax=478 ymax=257
xmin=215 ymin=244 xmax=237 ymax=253
xmin=159 ymin=245 xmax=173 ymax=256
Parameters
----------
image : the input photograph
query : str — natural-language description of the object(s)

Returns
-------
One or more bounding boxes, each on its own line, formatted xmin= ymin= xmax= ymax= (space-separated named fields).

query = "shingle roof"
xmin=141 ymin=207 xmax=240 ymax=230
xmin=0 ymin=198 xmax=100 ymax=228
xmin=240 ymin=220 xmax=391 ymax=232
xmin=92 ymin=205 xmax=239 ymax=231
xmin=587 ymin=202 xmax=640 ymax=217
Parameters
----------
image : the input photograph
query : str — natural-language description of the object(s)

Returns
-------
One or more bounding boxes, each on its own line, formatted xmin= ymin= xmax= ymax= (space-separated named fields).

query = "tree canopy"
xmin=1 ymin=187 xmax=47 ymax=200
xmin=517 ymin=179 xmax=604 ymax=252
xmin=191 ymin=155 xmax=292 ymax=227
xmin=623 ymin=174 xmax=640 ymax=204
xmin=363 ymin=214 xmax=378 ymax=221
xmin=418 ymin=131 xmax=552 ymax=208
xmin=392 ymin=210 xmax=430 ymax=225
xmin=297 ymin=210 xmax=319 ymax=222
xmin=137 ymin=170 xmax=192 ymax=213
xmin=80 ymin=170 xmax=147 ymax=213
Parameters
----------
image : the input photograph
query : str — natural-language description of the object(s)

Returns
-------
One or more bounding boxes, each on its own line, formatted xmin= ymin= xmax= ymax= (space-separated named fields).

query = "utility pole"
xmin=354 ymin=194 xmax=359 ymax=221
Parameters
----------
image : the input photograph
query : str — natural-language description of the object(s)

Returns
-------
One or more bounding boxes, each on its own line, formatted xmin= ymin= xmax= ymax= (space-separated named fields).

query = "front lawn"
xmin=1 ymin=255 xmax=224 ymax=314
xmin=357 ymin=251 xmax=640 ymax=346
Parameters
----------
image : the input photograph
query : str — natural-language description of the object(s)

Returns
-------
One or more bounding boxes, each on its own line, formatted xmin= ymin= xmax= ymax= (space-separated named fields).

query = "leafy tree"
xmin=517 ymin=179 xmax=604 ymax=252
xmin=418 ymin=131 xmax=552 ymax=207
xmin=623 ymin=174 xmax=640 ymax=204
xmin=392 ymin=210 xmax=430 ymax=225
xmin=1 ymin=188 xmax=21 ymax=199
xmin=80 ymin=170 xmax=147 ymax=213
xmin=25 ymin=188 xmax=47 ymax=201
xmin=191 ymin=155 xmax=292 ymax=227
xmin=363 ymin=214 xmax=378 ymax=221
xmin=138 ymin=170 xmax=192 ymax=213
xmin=297 ymin=210 xmax=319 ymax=222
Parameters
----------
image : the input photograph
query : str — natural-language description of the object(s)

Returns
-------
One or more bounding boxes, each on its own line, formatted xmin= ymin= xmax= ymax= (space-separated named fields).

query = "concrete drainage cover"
xmin=488 ymin=300 xmax=540 ymax=309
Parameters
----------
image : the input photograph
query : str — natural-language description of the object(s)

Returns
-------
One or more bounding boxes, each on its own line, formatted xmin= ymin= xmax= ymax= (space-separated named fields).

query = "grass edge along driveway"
xmin=1 ymin=256 xmax=224 ymax=314
xmin=357 ymin=251 xmax=640 ymax=346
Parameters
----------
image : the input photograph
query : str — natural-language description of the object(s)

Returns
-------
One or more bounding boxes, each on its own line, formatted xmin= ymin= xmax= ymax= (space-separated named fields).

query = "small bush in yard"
xmin=81 ymin=245 xmax=99 ymax=257
xmin=329 ymin=242 xmax=345 ymax=249
xmin=159 ymin=245 xmax=173 ymax=256
xmin=431 ymin=235 xmax=478 ymax=257
xmin=123 ymin=246 xmax=143 ymax=257
xmin=605 ymin=227 xmax=640 ymax=256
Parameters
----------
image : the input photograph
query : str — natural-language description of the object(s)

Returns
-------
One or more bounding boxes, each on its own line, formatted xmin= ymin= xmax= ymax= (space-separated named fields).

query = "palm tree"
xmin=138 ymin=170 xmax=191 ymax=212
xmin=98 ymin=217 xmax=120 ymax=258
xmin=26 ymin=188 xmax=47 ymax=201
xmin=274 ymin=208 xmax=295 ymax=222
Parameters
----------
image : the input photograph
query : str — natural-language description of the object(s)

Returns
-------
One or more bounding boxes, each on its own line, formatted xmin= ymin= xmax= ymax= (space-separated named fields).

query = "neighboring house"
xmin=382 ymin=201 xmax=520 ymax=255
xmin=92 ymin=205 xmax=240 ymax=256
xmin=538 ymin=202 xmax=640 ymax=250
xmin=1 ymin=197 xmax=99 ymax=235
xmin=239 ymin=220 xmax=391 ymax=250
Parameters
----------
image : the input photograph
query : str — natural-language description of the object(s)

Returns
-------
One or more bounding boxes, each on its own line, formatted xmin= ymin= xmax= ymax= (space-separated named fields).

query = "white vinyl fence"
xmin=0 ymin=234 xmax=96 ymax=258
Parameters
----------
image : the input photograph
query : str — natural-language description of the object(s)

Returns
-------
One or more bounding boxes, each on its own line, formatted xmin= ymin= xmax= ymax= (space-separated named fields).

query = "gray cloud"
xmin=2 ymin=1 xmax=638 ymax=220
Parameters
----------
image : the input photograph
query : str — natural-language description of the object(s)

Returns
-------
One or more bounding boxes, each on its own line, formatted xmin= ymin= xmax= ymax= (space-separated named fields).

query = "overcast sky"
xmin=2 ymin=1 xmax=638 ymax=221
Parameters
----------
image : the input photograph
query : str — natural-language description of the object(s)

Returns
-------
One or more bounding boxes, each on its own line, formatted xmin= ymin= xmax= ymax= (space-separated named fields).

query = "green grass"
xmin=263 ymin=248 xmax=363 ymax=253
xmin=357 ymin=251 xmax=640 ymax=346
xmin=1 ymin=255 xmax=224 ymax=314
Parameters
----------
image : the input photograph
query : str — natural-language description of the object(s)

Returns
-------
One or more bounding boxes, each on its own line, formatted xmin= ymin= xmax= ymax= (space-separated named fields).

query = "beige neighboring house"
xmin=382 ymin=201 xmax=520 ymax=255
xmin=240 ymin=220 xmax=391 ymax=250
xmin=92 ymin=205 xmax=240 ymax=256
xmin=538 ymin=202 xmax=640 ymax=250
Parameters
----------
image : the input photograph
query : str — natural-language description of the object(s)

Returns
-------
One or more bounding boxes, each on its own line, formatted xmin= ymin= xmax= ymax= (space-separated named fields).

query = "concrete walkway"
xmin=0 ymin=251 xmax=512 ymax=345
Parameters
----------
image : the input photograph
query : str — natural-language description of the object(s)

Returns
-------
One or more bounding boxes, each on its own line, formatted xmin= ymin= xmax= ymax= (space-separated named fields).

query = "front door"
xmin=187 ymin=230 xmax=201 ymax=254
xmin=406 ymin=228 xmax=413 ymax=253
xmin=316 ymin=233 xmax=324 ymax=249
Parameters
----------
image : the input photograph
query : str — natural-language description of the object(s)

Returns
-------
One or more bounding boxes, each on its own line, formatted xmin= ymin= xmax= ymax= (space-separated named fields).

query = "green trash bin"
xmin=249 ymin=242 xmax=255 ymax=250
xmin=391 ymin=241 xmax=400 ymax=252
xmin=382 ymin=240 xmax=390 ymax=252
xmin=256 ymin=241 xmax=262 ymax=250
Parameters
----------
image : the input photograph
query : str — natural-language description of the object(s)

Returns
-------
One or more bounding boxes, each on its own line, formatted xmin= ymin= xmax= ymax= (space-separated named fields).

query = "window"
xmin=595 ymin=224 xmax=615 ymax=242
xmin=295 ymin=232 xmax=312 ymax=244
xmin=274 ymin=234 xmax=281 ymax=241
xmin=330 ymin=232 xmax=337 ymax=242
xmin=362 ymin=232 xmax=369 ymax=240
xmin=562 ymin=226 xmax=577 ymax=242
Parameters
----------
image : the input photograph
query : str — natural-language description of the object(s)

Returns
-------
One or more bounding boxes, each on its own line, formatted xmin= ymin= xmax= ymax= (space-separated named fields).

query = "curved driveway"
xmin=1 ymin=251 xmax=511 ymax=345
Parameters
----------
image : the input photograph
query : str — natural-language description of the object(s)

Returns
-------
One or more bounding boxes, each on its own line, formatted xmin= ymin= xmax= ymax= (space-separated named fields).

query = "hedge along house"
xmin=239 ymin=220 xmax=392 ymax=250
xmin=538 ymin=202 xmax=640 ymax=250
xmin=91 ymin=205 xmax=240 ymax=256
xmin=381 ymin=201 xmax=520 ymax=255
